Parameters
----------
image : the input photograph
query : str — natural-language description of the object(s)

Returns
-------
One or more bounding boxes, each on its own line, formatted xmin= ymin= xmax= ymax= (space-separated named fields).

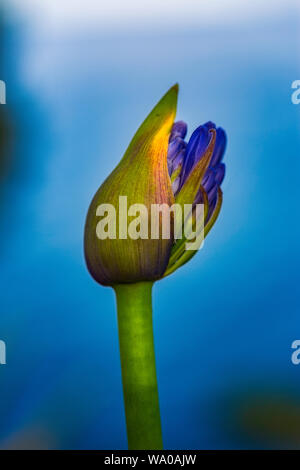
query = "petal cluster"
xmin=164 ymin=120 xmax=226 ymax=276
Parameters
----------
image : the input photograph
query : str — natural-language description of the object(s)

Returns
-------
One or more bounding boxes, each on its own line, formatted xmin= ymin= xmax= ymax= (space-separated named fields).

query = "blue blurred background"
xmin=1 ymin=0 xmax=300 ymax=449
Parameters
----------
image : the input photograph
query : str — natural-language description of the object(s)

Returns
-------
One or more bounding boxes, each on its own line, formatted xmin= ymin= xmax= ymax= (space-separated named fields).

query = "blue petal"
xmin=203 ymin=121 xmax=216 ymax=130
xmin=169 ymin=121 xmax=187 ymax=142
xmin=167 ymin=137 xmax=186 ymax=174
xmin=210 ymin=127 xmax=227 ymax=167
xmin=214 ymin=163 xmax=225 ymax=185
xmin=202 ymin=168 xmax=216 ymax=193
xmin=206 ymin=193 xmax=218 ymax=223
xmin=180 ymin=125 xmax=211 ymax=186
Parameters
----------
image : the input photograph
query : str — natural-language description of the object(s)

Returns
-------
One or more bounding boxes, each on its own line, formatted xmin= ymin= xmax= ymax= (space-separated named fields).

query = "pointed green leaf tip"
xmin=119 ymin=83 xmax=178 ymax=167
xmin=84 ymin=85 xmax=178 ymax=286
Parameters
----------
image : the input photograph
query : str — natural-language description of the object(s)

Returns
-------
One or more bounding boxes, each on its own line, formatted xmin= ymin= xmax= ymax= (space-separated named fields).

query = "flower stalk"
xmin=114 ymin=281 xmax=163 ymax=450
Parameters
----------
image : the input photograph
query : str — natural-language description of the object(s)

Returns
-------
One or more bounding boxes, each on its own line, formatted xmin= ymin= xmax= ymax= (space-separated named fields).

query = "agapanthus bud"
xmin=84 ymin=85 xmax=227 ymax=286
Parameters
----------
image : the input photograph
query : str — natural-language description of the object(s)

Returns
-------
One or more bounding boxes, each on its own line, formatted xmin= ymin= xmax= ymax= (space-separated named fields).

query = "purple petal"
xmin=203 ymin=164 xmax=225 ymax=204
xmin=210 ymin=127 xmax=227 ymax=167
xmin=203 ymin=121 xmax=216 ymax=130
xmin=180 ymin=125 xmax=211 ymax=186
xmin=169 ymin=121 xmax=187 ymax=142
xmin=172 ymin=150 xmax=185 ymax=171
xmin=205 ymin=194 xmax=218 ymax=223
xmin=207 ymin=184 xmax=218 ymax=204
xmin=202 ymin=168 xmax=216 ymax=193
xmin=214 ymin=163 xmax=225 ymax=185
xmin=167 ymin=138 xmax=186 ymax=174
xmin=172 ymin=177 xmax=181 ymax=195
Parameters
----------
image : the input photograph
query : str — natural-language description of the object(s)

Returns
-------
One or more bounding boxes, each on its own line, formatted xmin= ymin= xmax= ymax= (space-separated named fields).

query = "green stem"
xmin=113 ymin=281 xmax=163 ymax=450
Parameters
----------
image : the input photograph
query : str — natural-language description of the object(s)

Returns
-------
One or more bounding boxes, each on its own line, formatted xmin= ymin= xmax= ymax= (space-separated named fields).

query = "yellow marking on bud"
xmin=171 ymin=164 xmax=182 ymax=183
xmin=150 ymin=113 xmax=176 ymax=161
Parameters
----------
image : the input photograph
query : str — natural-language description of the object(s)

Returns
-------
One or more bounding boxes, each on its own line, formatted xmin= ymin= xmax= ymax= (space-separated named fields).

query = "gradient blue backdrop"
xmin=1 ymin=5 xmax=300 ymax=449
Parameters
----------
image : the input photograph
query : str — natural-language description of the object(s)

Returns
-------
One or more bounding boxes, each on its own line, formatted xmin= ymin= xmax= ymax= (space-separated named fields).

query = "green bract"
xmin=84 ymin=85 xmax=178 ymax=286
